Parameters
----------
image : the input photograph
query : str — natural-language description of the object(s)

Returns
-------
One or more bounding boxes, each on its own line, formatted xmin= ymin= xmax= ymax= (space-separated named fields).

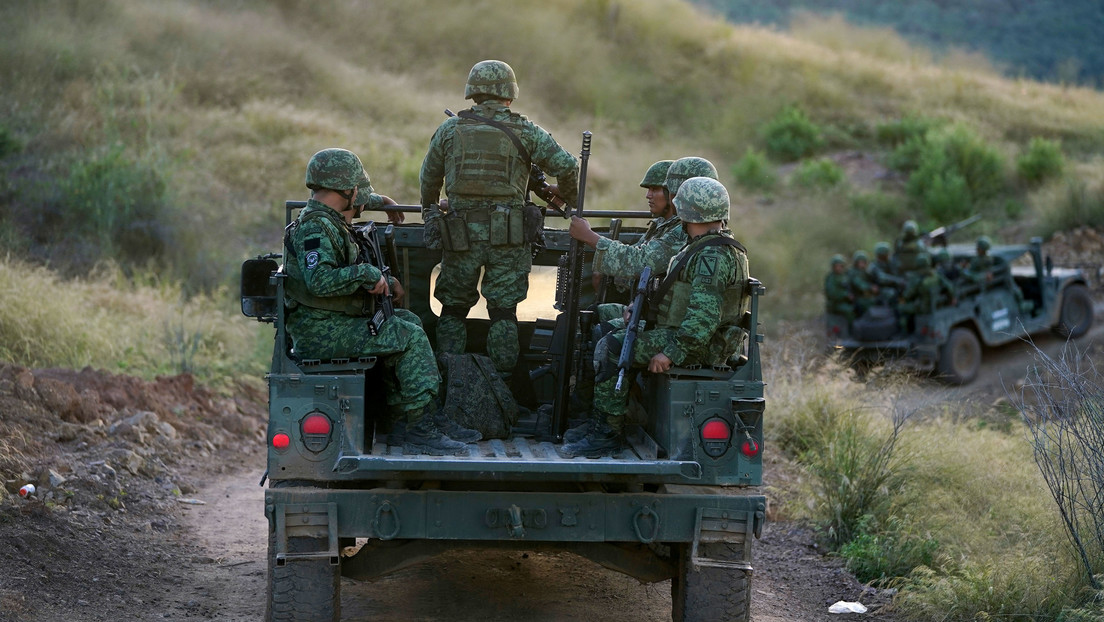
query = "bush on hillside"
xmin=761 ymin=105 xmax=824 ymax=162
xmin=876 ymin=115 xmax=939 ymax=148
xmin=906 ymin=126 xmax=1007 ymax=222
xmin=791 ymin=157 xmax=845 ymax=189
xmin=0 ymin=126 xmax=20 ymax=160
xmin=887 ymin=134 xmax=929 ymax=173
xmin=732 ymin=147 xmax=777 ymax=191
xmin=1016 ymin=137 xmax=1065 ymax=187
xmin=840 ymin=514 xmax=939 ymax=586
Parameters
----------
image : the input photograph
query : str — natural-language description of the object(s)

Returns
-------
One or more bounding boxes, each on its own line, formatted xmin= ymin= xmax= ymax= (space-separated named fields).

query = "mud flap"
xmin=689 ymin=507 xmax=762 ymax=573
xmin=273 ymin=502 xmax=340 ymax=566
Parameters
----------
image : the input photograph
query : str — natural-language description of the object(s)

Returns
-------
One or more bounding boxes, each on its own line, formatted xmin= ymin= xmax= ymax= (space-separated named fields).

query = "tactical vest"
xmin=653 ymin=234 xmax=747 ymax=330
xmin=283 ymin=207 xmax=373 ymax=317
xmin=447 ymin=114 xmax=527 ymax=201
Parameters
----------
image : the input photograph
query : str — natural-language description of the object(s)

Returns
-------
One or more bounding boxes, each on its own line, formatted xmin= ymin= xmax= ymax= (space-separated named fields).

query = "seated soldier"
xmin=561 ymin=176 xmax=749 ymax=458
xmin=284 ymin=148 xmax=479 ymax=455
xmin=870 ymin=241 xmax=905 ymax=304
xmin=898 ymin=252 xmax=956 ymax=332
xmin=848 ymin=250 xmax=879 ymax=317
xmin=824 ymin=255 xmax=855 ymax=322
xmin=963 ymin=235 xmax=1029 ymax=311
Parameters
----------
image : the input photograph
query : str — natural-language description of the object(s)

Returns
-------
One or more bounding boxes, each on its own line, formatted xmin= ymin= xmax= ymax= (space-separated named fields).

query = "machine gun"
xmin=615 ymin=266 xmax=651 ymax=391
xmin=351 ymin=221 xmax=395 ymax=336
xmin=923 ymin=214 xmax=981 ymax=247
xmin=550 ymin=131 xmax=592 ymax=440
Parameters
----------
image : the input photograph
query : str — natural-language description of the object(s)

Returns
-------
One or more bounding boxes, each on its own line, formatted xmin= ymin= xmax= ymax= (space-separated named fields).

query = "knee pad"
xmin=441 ymin=304 xmax=471 ymax=320
xmin=488 ymin=306 xmax=518 ymax=324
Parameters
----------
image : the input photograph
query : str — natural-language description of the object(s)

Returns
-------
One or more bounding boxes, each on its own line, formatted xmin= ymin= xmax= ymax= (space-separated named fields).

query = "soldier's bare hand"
xmin=391 ymin=278 xmax=406 ymax=305
xmin=368 ymin=275 xmax=390 ymax=295
xmin=569 ymin=216 xmax=600 ymax=247
xmin=592 ymin=273 xmax=602 ymax=292
xmin=379 ymin=195 xmax=404 ymax=224
xmin=648 ymin=353 xmax=673 ymax=374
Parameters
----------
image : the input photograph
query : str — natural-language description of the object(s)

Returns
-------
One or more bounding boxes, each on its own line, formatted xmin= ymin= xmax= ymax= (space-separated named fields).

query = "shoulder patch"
xmin=698 ymin=255 xmax=718 ymax=277
xmin=305 ymin=251 xmax=320 ymax=270
xmin=304 ymin=238 xmax=321 ymax=251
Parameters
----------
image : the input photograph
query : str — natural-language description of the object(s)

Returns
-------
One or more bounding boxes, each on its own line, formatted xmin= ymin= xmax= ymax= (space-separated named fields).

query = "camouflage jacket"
xmin=419 ymin=101 xmax=579 ymax=214
xmin=847 ymin=266 xmax=878 ymax=297
xmin=901 ymin=268 xmax=956 ymax=312
xmin=824 ymin=271 xmax=852 ymax=307
xmin=593 ymin=214 xmax=687 ymax=290
xmin=284 ymin=200 xmax=383 ymax=310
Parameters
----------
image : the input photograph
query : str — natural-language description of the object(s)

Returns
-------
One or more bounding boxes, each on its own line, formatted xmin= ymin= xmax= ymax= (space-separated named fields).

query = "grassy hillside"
xmin=1 ymin=0 xmax=1103 ymax=321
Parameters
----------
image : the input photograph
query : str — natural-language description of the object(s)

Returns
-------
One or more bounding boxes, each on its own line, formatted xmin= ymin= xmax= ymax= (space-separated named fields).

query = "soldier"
xmin=420 ymin=59 xmax=579 ymax=373
xmin=848 ymin=250 xmax=879 ymax=317
xmin=964 ymin=235 xmax=1027 ymax=309
xmin=898 ymin=252 xmax=957 ymax=332
xmin=934 ymin=248 xmax=961 ymax=284
xmin=285 ymin=148 xmax=477 ymax=455
xmin=561 ymin=177 xmax=748 ymax=458
xmin=870 ymin=241 xmax=904 ymax=304
xmin=824 ymin=255 xmax=854 ymax=322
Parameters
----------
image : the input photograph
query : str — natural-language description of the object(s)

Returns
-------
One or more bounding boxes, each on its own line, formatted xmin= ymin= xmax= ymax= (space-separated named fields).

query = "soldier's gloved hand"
xmin=424 ymin=213 xmax=443 ymax=250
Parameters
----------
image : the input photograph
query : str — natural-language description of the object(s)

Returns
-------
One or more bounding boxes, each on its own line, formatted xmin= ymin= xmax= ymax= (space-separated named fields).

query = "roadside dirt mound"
xmin=0 ymin=364 xmax=265 ymax=622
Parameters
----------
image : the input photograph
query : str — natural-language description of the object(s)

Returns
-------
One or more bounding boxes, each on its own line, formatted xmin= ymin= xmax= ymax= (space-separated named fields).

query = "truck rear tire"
xmin=671 ymin=542 xmax=751 ymax=622
xmin=938 ymin=327 xmax=981 ymax=384
xmin=1054 ymin=284 xmax=1094 ymax=339
xmin=266 ymin=530 xmax=340 ymax=622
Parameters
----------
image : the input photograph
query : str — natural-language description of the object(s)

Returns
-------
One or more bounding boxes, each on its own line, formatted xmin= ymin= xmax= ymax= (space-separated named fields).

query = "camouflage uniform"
xmin=824 ymin=255 xmax=854 ymax=321
xmin=847 ymin=250 xmax=879 ymax=316
xmin=898 ymin=254 xmax=956 ymax=330
xmin=285 ymin=199 xmax=440 ymax=423
xmin=564 ymin=177 xmax=747 ymax=457
xmin=894 ymin=220 xmax=928 ymax=285
xmin=870 ymin=241 xmax=904 ymax=303
xmin=420 ymin=60 xmax=578 ymax=372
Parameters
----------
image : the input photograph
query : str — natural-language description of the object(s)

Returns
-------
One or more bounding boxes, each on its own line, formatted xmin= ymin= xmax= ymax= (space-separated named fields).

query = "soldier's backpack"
xmin=441 ymin=353 xmax=518 ymax=439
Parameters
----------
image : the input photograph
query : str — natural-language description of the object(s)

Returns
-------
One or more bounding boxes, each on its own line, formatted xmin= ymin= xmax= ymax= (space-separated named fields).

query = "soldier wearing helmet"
xmin=562 ymin=177 xmax=749 ymax=458
xmin=893 ymin=219 xmax=928 ymax=284
xmin=420 ymin=59 xmax=579 ymax=373
xmin=824 ymin=254 xmax=855 ymax=321
xmin=848 ymin=250 xmax=879 ymax=316
xmin=286 ymin=148 xmax=478 ymax=455
xmin=898 ymin=252 xmax=957 ymax=331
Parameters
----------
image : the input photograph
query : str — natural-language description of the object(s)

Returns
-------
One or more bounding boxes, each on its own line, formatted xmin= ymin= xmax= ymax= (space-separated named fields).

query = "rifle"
xmin=550 ymin=131 xmax=592 ymax=441
xmin=594 ymin=218 xmax=622 ymax=305
xmin=383 ymin=224 xmax=402 ymax=306
xmin=445 ymin=109 xmax=568 ymax=215
xmin=923 ymin=214 xmax=981 ymax=247
xmin=351 ymin=221 xmax=395 ymax=336
xmin=616 ymin=265 xmax=651 ymax=391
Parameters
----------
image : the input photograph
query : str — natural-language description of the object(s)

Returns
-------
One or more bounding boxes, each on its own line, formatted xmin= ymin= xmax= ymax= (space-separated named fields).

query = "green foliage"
xmin=887 ymin=135 xmax=929 ymax=173
xmin=1016 ymin=137 xmax=1066 ymax=187
xmin=849 ymin=190 xmax=903 ymax=230
xmin=59 ymin=145 xmax=172 ymax=266
xmin=761 ymin=106 xmax=824 ymax=162
xmin=791 ymin=157 xmax=845 ymax=189
xmin=906 ymin=126 xmax=1007 ymax=221
xmin=839 ymin=514 xmax=939 ymax=585
xmin=0 ymin=126 xmax=20 ymax=159
xmin=875 ymin=115 xmax=938 ymax=148
xmin=1035 ymin=177 xmax=1104 ymax=237
xmin=731 ymin=147 xmax=777 ymax=191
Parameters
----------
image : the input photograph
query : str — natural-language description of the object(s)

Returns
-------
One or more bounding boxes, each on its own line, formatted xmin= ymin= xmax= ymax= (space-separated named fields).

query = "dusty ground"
xmin=0 ymin=230 xmax=1099 ymax=622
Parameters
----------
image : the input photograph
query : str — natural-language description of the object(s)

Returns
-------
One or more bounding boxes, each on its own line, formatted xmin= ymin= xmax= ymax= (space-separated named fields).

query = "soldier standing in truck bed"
xmin=284 ymin=148 xmax=477 ymax=455
xmin=561 ymin=177 xmax=749 ymax=458
xmin=419 ymin=59 xmax=579 ymax=374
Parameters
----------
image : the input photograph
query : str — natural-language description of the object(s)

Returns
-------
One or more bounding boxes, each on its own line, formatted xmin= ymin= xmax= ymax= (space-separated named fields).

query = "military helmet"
xmin=464 ymin=60 xmax=519 ymax=100
xmin=640 ymin=160 xmax=674 ymax=188
xmin=665 ymin=156 xmax=719 ymax=196
xmin=831 ymin=254 xmax=846 ymax=266
xmin=852 ymin=250 xmax=869 ymax=263
xmin=673 ymin=176 xmax=730 ymax=223
xmin=874 ymin=241 xmax=891 ymax=257
xmin=902 ymin=220 xmax=919 ymax=238
xmin=976 ymin=235 xmax=992 ymax=251
xmin=305 ymin=148 xmax=365 ymax=192
xmin=916 ymin=252 xmax=932 ymax=267
xmin=352 ymin=172 xmax=376 ymax=207
xmin=936 ymin=248 xmax=951 ymax=262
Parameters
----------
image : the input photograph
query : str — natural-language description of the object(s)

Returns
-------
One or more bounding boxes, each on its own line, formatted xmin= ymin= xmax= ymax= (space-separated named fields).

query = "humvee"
xmin=242 ymin=202 xmax=767 ymax=621
xmin=827 ymin=238 xmax=1094 ymax=384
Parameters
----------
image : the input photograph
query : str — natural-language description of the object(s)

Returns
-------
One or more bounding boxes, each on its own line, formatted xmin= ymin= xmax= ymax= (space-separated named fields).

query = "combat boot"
xmin=433 ymin=410 xmax=483 ymax=443
xmin=386 ymin=420 xmax=405 ymax=446
xmin=559 ymin=422 xmax=623 ymax=459
xmin=562 ymin=417 xmax=595 ymax=444
xmin=404 ymin=416 xmax=469 ymax=456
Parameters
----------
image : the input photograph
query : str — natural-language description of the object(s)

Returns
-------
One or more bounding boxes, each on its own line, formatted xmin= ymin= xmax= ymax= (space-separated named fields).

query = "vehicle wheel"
xmin=1053 ymin=284 xmax=1094 ymax=339
xmin=938 ymin=327 xmax=981 ymax=385
xmin=266 ymin=529 xmax=340 ymax=622
xmin=671 ymin=542 xmax=751 ymax=622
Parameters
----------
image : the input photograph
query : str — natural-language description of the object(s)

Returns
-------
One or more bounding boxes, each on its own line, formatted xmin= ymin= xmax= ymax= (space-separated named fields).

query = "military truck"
xmin=826 ymin=237 xmax=1094 ymax=384
xmin=241 ymin=201 xmax=767 ymax=621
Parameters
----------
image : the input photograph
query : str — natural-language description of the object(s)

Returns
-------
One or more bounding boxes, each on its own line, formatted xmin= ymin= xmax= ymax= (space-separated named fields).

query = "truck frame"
xmin=242 ymin=203 xmax=767 ymax=621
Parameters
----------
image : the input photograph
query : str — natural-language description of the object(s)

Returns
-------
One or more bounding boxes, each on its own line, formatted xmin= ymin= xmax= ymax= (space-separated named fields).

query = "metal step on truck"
xmin=241 ymin=196 xmax=767 ymax=621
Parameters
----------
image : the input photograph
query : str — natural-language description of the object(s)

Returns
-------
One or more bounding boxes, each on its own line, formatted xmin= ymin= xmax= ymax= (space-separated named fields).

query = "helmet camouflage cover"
xmin=831 ymin=254 xmax=846 ymax=266
xmin=902 ymin=219 xmax=920 ymax=239
xmin=976 ymin=235 xmax=992 ymax=251
xmin=665 ymin=156 xmax=719 ymax=196
xmin=305 ymin=148 xmax=365 ymax=192
xmin=639 ymin=160 xmax=674 ymax=188
xmin=852 ymin=250 xmax=869 ymax=262
xmin=673 ymin=176 xmax=730 ymax=223
xmin=874 ymin=241 xmax=891 ymax=257
xmin=464 ymin=60 xmax=519 ymax=100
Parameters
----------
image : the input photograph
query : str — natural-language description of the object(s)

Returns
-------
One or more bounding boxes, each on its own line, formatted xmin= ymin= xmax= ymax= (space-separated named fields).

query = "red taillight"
xmin=272 ymin=433 xmax=291 ymax=449
xmin=701 ymin=420 xmax=731 ymax=441
xmin=741 ymin=438 xmax=761 ymax=458
xmin=302 ymin=414 xmax=332 ymax=435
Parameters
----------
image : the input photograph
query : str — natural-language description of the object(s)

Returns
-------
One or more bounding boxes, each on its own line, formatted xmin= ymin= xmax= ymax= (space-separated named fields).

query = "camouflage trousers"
xmin=591 ymin=327 xmax=682 ymax=432
xmin=287 ymin=306 xmax=439 ymax=422
xmin=434 ymin=238 xmax=532 ymax=372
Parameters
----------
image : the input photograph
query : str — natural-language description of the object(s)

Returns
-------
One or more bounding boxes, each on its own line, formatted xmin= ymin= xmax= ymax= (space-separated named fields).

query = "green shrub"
xmin=840 ymin=514 xmax=939 ymax=585
xmin=906 ymin=126 xmax=1006 ymax=221
xmin=732 ymin=147 xmax=777 ymax=191
xmin=875 ymin=115 xmax=938 ymax=148
xmin=0 ymin=126 xmax=20 ymax=159
xmin=761 ymin=105 xmax=824 ymax=162
xmin=887 ymin=134 xmax=929 ymax=173
xmin=792 ymin=157 xmax=845 ymax=189
xmin=1016 ymin=137 xmax=1065 ymax=186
